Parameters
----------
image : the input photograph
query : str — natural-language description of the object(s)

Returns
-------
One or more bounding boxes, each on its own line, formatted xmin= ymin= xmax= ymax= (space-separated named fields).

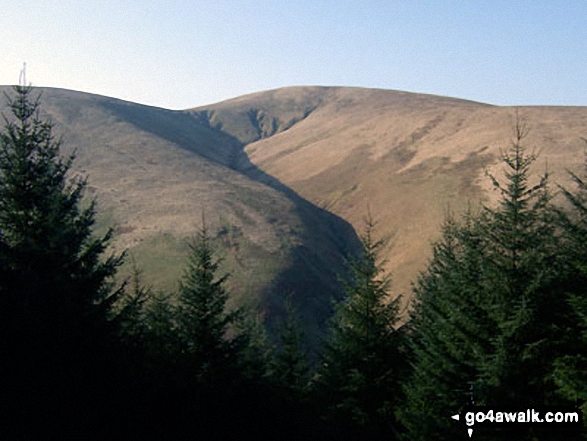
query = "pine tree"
xmin=175 ymin=220 xmax=241 ymax=389
xmin=553 ymin=153 xmax=587 ymax=419
xmin=552 ymin=267 xmax=587 ymax=416
xmin=234 ymin=305 xmax=273 ymax=382
xmin=400 ymin=214 xmax=492 ymax=441
xmin=0 ymin=86 xmax=125 ymax=355
xmin=474 ymin=118 xmax=563 ymax=408
xmin=313 ymin=215 xmax=403 ymax=440
xmin=401 ymin=117 xmax=568 ymax=440
xmin=0 ymin=85 xmax=126 ymax=436
xmin=141 ymin=292 xmax=179 ymax=370
xmin=271 ymin=294 xmax=311 ymax=399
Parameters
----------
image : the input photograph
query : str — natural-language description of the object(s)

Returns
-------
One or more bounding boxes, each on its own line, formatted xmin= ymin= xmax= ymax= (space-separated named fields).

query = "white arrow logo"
xmin=451 ymin=413 xmax=473 ymax=437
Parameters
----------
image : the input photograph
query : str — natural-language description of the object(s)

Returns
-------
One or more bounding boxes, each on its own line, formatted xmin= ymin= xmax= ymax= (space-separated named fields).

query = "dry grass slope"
xmin=0 ymin=86 xmax=359 ymax=341
xmin=3 ymin=84 xmax=585 ymax=329
xmin=192 ymin=86 xmax=587 ymax=308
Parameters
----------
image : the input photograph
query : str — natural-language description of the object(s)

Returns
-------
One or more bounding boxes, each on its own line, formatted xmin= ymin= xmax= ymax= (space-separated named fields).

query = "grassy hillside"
xmin=3 ymin=84 xmax=585 ymax=329
xmin=0 ymin=86 xmax=360 ymax=341
xmin=191 ymin=86 xmax=587 ymax=307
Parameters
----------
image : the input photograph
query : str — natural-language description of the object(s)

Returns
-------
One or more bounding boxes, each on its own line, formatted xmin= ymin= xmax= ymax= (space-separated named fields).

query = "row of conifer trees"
xmin=0 ymin=85 xmax=585 ymax=440
xmin=402 ymin=119 xmax=587 ymax=440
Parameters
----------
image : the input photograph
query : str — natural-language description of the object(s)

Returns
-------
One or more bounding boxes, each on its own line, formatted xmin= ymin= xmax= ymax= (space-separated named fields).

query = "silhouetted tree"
xmin=401 ymin=117 xmax=572 ymax=440
xmin=0 ymin=85 xmax=127 ymax=437
xmin=175 ymin=221 xmax=241 ymax=389
xmin=314 ymin=215 xmax=403 ymax=440
xmin=271 ymin=294 xmax=311 ymax=399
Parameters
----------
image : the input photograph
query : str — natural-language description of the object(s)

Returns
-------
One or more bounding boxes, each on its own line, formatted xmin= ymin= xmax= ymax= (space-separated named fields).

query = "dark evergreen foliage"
xmin=473 ymin=119 xmax=565 ymax=409
xmin=399 ymin=214 xmax=493 ymax=440
xmin=4 ymin=87 xmax=587 ymax=440
xmin=271 ymin=295 xmax=311 ymax=398
xmin=0 ymin=85 xmax=130 ymax=437
xmin=553 ymin=153 xmax=587 ymax=422
xmin=134 ymin=225 xmax=326 ymax=440
xmin=313 ymin=216 xmax=404 ymax=440
xmin=235 ymin=305 xmax=273 ymax=382
xmin=401 ymin=118 xmax=579 ymax=440
xmin=174 ymin=220 xmax=243 ymax=389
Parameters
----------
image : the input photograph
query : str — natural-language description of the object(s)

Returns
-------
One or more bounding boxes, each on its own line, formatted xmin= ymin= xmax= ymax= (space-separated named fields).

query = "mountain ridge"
xmin=188 ymin=86 xmax=587 ymax=303
xmin=0 ymin=85 xmax=362 ymax=342
xmin=2 ymin=84 xmax=586 ymax=320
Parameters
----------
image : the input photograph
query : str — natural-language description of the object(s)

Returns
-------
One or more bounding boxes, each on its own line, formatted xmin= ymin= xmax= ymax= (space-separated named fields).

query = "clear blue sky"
xmin=1 ymin=0 xmax=586 ymax=109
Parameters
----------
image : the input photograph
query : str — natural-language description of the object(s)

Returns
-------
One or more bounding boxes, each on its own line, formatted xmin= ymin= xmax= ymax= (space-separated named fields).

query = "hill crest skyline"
xmin=1 ymin=84 xmax=586 ymax=319
xmin=8 ymin=83 xmax=585 ymax=111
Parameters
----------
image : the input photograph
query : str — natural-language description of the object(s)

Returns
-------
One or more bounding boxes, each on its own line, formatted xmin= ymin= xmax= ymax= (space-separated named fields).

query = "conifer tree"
xmin=271 ymin=294 xmax=311 ymax=399
xmin=0 ymin=85 xmax=126 ymax=435
xmin=170 ymin=222 xmax=288 ymax=438
xmin=552 ymin=267 xmax=587 ymax=417
xmin=553 ymin=154 xmax=587 ymax=418
xmin=0 ymin=85 xmax=125 ymax=362
xmin=402 ymin=117 xmax=568 ymax=440
xmin=234 ymin=306 xmax=273 ymax=382
xmin=474 ymin=119 xmax=563 ymax=407
xmin=142 ymin=292 xmax=179 ymax=369
xmin=175 ymin=220 xmax=241 ymax=388
xmin=314 ymin=216 xmax=403 ymax=439
xmin=399 ymin=215 xmax=492 ymax=441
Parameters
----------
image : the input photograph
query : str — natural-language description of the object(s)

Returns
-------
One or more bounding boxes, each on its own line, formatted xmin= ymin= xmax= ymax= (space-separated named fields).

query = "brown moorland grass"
xmin=0 ymin=86 xmax=359 ymax=342
xmin=191 ymin=86 xmax=587 ymax=309
xmin=2 ymin=85 xmax=585 ymax=329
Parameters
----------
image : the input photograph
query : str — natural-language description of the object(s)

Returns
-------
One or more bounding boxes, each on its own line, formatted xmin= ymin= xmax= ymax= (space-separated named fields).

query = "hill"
xmin=190 ymin=86 xmax=587 ymax=305
xmin=0 ymin=86 xmax=360 ymax=340
xmin=2 ymin=84 xmax=586 ymax=331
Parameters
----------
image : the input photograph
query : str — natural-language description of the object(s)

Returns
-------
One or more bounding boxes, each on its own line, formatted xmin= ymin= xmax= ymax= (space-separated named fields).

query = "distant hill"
xmin=2 ymin=85 xmax=586 ymax=335
xmin=0 ymin=86 xmax=360 ymax=342
xmin=190 ymin=86 xmax=587 ymax=306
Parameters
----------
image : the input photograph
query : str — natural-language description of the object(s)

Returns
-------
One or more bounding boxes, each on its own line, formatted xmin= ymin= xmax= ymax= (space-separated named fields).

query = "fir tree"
xmin=314 ymin=215 xmax=403 ymax=440
xmin=169 ymin=222 xmax=290 ymax=438
xmin=0 ymin=85 xmax=126 ymax=436
xmin=402 ymin=117 xmax=568 ymax=440
xmin=399 ymin=214 xmax=492 ymax=441
xmin=271 ymin=294 xmax=311 ymax=400
xmin=141 ymin=292 xmax=180 ymax=374
xmin=233 ymin=305 xmax=273 ymax=382
xmin=553 ymin=153 xmax=587 ymax=419
xmin=175 ymin=220 xmax=241 ymax=388
xmin=552 ymin=267 xmax=587 ymax=416
xmin=474 ymin=118 xmax=563 ymax=408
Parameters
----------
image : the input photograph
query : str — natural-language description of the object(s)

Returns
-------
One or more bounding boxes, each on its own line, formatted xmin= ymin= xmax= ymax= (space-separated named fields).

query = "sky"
xmin=1 ymin=0 xmax=586 ymax=110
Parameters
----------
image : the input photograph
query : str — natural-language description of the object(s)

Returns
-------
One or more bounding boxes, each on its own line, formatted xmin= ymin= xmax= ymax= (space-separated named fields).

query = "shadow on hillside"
xmin=101 ymin=99 xmax=362 ymax=343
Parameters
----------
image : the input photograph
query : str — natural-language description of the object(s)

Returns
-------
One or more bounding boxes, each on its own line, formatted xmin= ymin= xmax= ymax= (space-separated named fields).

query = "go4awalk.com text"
xmin=451 ymin=406 xmax=582 ymax=438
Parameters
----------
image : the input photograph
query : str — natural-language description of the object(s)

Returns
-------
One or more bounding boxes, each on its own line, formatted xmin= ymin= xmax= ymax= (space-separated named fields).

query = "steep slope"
xmin=0 ymin=86 xmax=360 ymax=340
xmin=191 ymin=87 xmax=587 ymax=305
xmin=4 ymin=84 xmax=585 ymax=327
